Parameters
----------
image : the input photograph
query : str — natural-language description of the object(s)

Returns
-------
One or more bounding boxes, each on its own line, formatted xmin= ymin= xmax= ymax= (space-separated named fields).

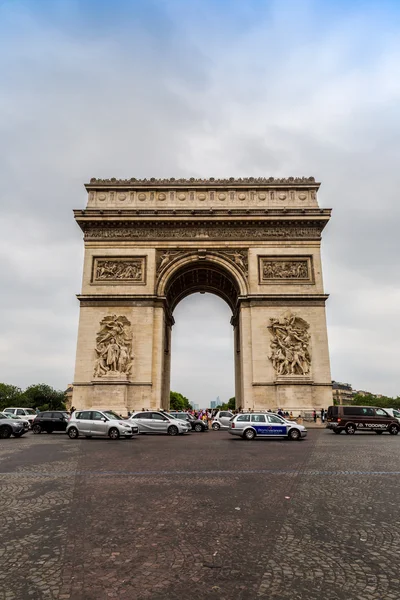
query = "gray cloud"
xmin=1 ymin=0 xmax=399 ymax=399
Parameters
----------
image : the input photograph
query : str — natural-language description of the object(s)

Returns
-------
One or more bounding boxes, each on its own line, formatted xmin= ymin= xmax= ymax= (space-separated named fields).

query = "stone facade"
xmin=73 ymin=177 xmax=332 ymax=414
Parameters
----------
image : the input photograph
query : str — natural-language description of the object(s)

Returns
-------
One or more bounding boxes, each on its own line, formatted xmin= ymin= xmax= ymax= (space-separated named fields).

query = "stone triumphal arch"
xmin=72 ymin=177 xmax=332 ymax=414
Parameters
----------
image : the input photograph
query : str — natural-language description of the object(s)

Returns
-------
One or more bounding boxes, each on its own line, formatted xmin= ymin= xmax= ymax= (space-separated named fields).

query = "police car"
xmin=228 ymin=412 xmax=307 ymax=441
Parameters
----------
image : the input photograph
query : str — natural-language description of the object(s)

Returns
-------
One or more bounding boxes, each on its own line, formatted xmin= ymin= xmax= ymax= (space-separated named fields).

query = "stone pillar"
xmin=238 ymin=304 xmax=254 ymax=411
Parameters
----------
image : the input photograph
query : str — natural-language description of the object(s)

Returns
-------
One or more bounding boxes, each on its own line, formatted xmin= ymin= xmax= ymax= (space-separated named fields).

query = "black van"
xmin=326 ymin=405 xmax=399 ymax=435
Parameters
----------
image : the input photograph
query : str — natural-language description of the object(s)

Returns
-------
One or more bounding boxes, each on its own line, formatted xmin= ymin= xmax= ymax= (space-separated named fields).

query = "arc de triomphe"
xmin=72 ymin=177 xmax=332 ymax=413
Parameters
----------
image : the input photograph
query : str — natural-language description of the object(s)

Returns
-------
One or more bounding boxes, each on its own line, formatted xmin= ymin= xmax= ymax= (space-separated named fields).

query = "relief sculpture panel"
xmin=259 ymin=256 xmax=313 ymax=284
xmin=268 ymin=311 xmax=311 ymax=376
xmin=92 ymin=257 xmax=146 ymax=284
xmin=93 ymin=314 xmax=134 ymax=379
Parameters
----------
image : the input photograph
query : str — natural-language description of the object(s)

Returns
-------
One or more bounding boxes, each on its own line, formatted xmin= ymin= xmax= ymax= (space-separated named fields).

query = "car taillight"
xmin=337 ymin=418 xmax=341 ymax=422
xmin=231 ymin=423 xmax=235 ymax=428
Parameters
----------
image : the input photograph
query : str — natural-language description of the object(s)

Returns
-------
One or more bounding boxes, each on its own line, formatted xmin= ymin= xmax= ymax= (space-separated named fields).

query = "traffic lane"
xmin=2 ymin=430 xmax=400 ymax=599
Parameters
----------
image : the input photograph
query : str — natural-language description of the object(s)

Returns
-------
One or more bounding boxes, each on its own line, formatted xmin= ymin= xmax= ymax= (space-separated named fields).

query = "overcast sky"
xmin=1 ymin=0 xmax=400 ymax=403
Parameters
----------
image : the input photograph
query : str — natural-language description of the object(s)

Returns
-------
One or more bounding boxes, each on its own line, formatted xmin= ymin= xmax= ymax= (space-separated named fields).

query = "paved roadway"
xmin=1 ymin=429 xmax=400 ymax=600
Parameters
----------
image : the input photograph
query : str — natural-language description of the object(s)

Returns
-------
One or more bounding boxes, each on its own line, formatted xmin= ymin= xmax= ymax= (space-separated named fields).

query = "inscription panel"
xmin=92 ymin=257 xmax=146 ymax=285
xmin=258 ymin=256 xmax=314 ymax=284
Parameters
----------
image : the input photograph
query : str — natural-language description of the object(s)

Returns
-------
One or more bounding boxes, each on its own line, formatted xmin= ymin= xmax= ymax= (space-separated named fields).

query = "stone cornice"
xmin=85 ymin=176 xmax=320 ymax=189
xmin=75 ymin=208 xmax=331 ymax=218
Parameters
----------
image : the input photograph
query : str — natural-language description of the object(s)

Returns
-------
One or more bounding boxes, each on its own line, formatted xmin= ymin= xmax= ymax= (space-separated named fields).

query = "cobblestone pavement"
xmin=1 ymin=430 xmax=400 ymax=600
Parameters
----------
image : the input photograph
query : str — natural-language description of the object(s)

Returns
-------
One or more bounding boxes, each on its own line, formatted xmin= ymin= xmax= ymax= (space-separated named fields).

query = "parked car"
xmin=3 ymin=408 xmax=36 ymax=428
xmin=384 ymin=408 xmax=400 ymax=423
xmin=0 ymin=413 xmax=26 ymax=438
xmin=67 ymin=410 xmax=138 ymax=439
xmin=0 ymin=413 xmax=29 ymax=432
xmin=32 ymin=411 xmax=70 ymax=434
xmin=169 ymin=412 xmax=208 ymax=432
xmin=326 ymin=405 xmax=399 ymax=435
xmin=229 ymin=412 xmax=307 ymax=440
xmin=129 ymin=411 xmax=190 ymax=435
xmin=211 ymin=411 xmax=234 ymax=430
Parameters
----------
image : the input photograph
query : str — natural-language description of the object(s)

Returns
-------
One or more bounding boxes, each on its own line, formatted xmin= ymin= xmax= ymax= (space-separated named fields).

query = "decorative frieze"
xmin=87 ymin=176 xmax=317 ymax=186
xmin=85 ymin=224 xmax=322 ymax=241
xmin=258 ymin=256 xmax=313 ymax=284
xmin=92 ymin=257 xmax=146 ymax=284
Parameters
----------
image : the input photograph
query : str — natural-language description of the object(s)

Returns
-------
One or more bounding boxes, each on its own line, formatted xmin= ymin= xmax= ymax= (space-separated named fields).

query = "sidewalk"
xmin=298 ymin=420 xmax=327 ymax=429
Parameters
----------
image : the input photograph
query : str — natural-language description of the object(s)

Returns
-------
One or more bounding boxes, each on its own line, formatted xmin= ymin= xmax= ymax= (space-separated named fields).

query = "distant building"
xmin=332 ymin=381 xmax=355 ymax=405
xmin=210 ymin=400 xmax=216 ymax=409
xmin=193 ymin=404 xmax=199 ymax=411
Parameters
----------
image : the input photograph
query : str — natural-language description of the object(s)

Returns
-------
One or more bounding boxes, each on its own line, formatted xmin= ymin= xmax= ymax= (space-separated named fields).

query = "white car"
xmin=129 ymin=411 xmax=190 ymax=435
xmin=211 ymin=411 xmax=234 ymax=430
xmin=67 ymin=409 xmax=138 ymax=439
xmin=229 ymin=412 xmax=307 ymax=440
xmin=3 ymin=408 xmax=37 ymax=428
xmin=384 ymin=408 xmax=400 ymax=423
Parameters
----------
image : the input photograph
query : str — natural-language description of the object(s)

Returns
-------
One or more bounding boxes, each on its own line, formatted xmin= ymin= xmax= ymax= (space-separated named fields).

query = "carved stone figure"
xmin=268 ymin=311 xmax=311 ymax=376
xmin=262 ymin=259 xmax=309 ymax=280
xmin=156 ymin=250 xmax=187 ymax=274
xmin=94 ymin=259 xmax=143 ymax=282
xmin=93 ymin=315 xmax=133 ymax=378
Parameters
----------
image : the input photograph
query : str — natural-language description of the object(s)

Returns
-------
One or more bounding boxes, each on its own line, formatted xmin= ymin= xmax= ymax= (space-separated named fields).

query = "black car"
xmin=32 ymin=411 xmax=70 ymax=434
xmin=169 ymin=412 xmax=208 ymax=432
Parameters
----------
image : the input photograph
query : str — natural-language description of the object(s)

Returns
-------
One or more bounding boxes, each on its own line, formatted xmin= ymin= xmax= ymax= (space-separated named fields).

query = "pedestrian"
xmin=70 ymin=406 xmax=76 ymax=414
xmin=313 ymin=409 xmax=317 ymax=422
xmin=320 ymin=408 xmax=325 ymax=423
xmin=207 ymin=409 xmax=212 ymax=428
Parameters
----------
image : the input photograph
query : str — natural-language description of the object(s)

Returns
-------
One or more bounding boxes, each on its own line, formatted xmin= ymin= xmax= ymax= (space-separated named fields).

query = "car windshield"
xmin=103 ymin=411 xmax=122 ymax=420
xmin=24 ymin=409 xmax=36 ymax=415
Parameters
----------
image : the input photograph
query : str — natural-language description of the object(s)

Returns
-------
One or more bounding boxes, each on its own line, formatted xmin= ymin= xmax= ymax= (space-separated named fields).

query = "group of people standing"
xmin=312 ymin=408 xmax=327 ymax=423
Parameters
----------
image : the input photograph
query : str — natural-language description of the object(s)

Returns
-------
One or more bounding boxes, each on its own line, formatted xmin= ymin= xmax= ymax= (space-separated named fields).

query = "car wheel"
xmin=345 ymin=423 xmax=356 ymax=435
xmin=194 ymin=423 xmax=203 ymax=432
xmin=212 ymin=423 xmax=220 ymax=430
xmin=168 ymin=425 xmax=179 ymax=436
xmin=68 ymin=427 xmax=79 ymax=439
xmin=288 ymin=428 xmax=301 ymax=441
xmin=389 ymin=424 xmax=399 ymax=435
xmin=108 ymin=427 xmax=120 ymax=440
xmin=32 ymin=424 xmax=42 ymax=434
xmin=333 ymin=429 xmax=342 ymax=434
xmin=243 ymin=428 xmax=256 ymax=440
xmin=375 ymin=430 xmax=383 ymax=435
xmin=0 ymin=425 xmax=12 ymax=439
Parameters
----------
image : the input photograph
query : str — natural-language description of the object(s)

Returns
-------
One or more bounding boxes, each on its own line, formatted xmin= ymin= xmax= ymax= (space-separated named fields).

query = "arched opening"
xmin=171 ymin=294 xmax=234 ymax=410
xmin=158 ymin=257 xmax=245 ymax=410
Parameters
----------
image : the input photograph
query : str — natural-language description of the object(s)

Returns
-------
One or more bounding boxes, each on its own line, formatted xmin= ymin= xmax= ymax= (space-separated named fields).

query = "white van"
xmin=3 ymin=408 xmax=37 ymax=427
xmin=384 ymin=408 xmax=400 ymax=423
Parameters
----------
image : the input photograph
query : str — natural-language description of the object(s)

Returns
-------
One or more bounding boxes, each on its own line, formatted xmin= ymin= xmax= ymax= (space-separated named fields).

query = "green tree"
xmin=216 ymin=397 xmax=236 ymax=411
xmin=227 ymin=397 xmax=236 ymax=410
xmin=20 ymin=384 xmax=66 ymax=411
xmin=0 ymin=383 xmax=23 ymax=410
xmin=169 ymin=391 xmax=192 ymax=411
xmin=352 ymin=393 xmax=400 ymax=409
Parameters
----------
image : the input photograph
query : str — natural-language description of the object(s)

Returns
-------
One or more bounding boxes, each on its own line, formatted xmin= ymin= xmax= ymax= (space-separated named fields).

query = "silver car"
xmin=211 ymin=411 xmax=234 ymax=430
xmin=229 ymin=412 xmax=307 ymax=441
xmin=0 ymin=413 xmax=26 ymax=438
xmin=129 ymin=411 xmax=190 ymax=435
xmin=67 ymin=410 xmax=138 ymax=439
